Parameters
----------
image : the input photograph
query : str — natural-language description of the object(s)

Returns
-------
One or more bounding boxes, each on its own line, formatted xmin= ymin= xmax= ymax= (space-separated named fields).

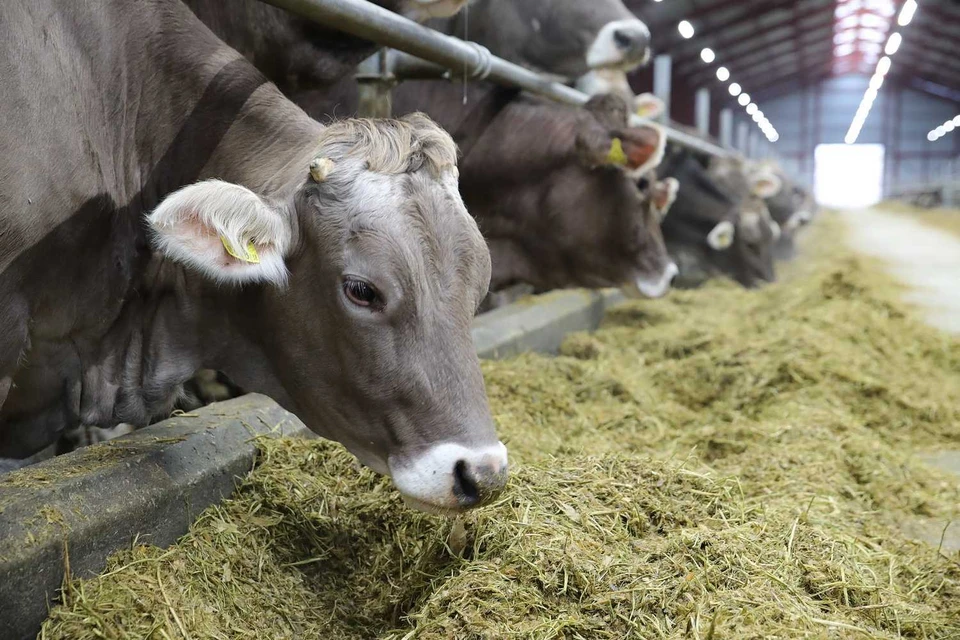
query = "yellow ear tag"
xmin=636 ymin=104 xmax=658 ymax=118
xmin=606 ymin=137 xmax=628 ymax=166
xmin=220 ymin=236 xmax=261 ymax=264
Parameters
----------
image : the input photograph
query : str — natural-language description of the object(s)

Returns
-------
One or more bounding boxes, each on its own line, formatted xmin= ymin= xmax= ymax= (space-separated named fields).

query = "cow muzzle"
xmin=586 ymin=19 xmax=652 ymax=71
xmin=388 ymin=442 xmax=509 ymax=515
xmin=624 ymin=262 xmax=679 ymax=299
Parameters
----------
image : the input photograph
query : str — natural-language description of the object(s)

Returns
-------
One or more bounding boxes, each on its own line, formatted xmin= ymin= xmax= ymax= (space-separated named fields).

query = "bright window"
xmin=814 ymin=144 xmax=885 ymax=208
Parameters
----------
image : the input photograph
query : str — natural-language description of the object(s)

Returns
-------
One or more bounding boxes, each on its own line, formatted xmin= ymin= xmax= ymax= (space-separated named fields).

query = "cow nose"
xmin=613 ymin=24 xmax=650 ymax=56
xmin=388 ymin=442 xmax=509 ymax=514
xmin=452 ymin=456 xmax=508 ymax=507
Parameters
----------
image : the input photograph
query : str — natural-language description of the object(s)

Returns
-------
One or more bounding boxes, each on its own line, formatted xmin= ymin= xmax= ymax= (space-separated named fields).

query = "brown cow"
xmin=0 ymin=0 xmax=505 ymax=513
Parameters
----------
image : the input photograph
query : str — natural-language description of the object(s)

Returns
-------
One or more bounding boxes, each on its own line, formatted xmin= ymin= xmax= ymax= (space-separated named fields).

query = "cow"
xmin=184 ymin=0 xmax=468 ymax=92
xmin=756 ymin=163 xmax=817 ymax=260
xmin=429 ymin=0 xmax=650 ymax=81
xmin=0 ymin=0 xmax=507 ymax=514
xmin=659 ymin=147 xmax=781 ymax=289
xmin=300 ymin=81 xmax=676 ymax=303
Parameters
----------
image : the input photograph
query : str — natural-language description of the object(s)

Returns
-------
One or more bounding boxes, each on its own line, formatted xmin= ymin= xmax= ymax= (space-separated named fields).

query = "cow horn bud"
xmin=309 ymin=157 xmax=335 ymax=183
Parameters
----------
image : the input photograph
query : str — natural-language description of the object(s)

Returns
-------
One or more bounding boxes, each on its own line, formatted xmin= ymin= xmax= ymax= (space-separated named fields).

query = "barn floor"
xmin=846 ymin=205 xmax=960 ymax=335
xmin=40 ymin=213 xmax=960 ymax=640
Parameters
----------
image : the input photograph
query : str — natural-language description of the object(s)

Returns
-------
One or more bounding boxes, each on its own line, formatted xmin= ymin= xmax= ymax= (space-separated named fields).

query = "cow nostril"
xmin=613 ymin=29 xmax=636 ymax=50
xmin=453 ymin=459 xmax=481 ymax=506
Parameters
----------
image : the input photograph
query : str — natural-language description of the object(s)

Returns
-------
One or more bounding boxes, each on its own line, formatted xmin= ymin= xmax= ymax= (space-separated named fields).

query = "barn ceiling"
xmin=626 ymin=0 xmax=960 ymax=104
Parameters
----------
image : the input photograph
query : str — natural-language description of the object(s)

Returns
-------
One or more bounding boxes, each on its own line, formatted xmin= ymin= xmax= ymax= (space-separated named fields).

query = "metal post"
xmin=737 ymin=121 xmax=749 ymax=154
xmin=719 ymin=108 xmax=733 ymax=148
xmin=356 ymin=49 xmax=394 ymax=118
xmin=695 ymin=88 xmax=710 ymax=136
xmin=653 ymin=54 xmax=672 ymax=125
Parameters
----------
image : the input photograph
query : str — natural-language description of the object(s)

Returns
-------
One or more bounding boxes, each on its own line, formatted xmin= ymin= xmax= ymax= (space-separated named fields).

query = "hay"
xmin=41 ymin=213 xmax=960 ymax=639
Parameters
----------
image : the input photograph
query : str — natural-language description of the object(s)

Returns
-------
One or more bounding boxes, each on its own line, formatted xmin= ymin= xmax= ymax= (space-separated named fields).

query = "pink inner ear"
xmin=163 ymin=210 xmax=245 ymax=269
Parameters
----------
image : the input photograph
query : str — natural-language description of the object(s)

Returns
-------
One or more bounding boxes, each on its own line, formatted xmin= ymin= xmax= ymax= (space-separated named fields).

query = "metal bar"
xmin=261 ymin=0 xmax=728 ymax=157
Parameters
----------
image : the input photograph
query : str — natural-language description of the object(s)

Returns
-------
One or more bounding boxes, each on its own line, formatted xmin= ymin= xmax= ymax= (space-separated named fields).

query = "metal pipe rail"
xmin=261 ymin=0 xmax=729 ymax=158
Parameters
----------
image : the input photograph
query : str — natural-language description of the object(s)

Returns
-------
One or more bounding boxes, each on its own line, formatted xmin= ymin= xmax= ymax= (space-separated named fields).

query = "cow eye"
xmin=343 ymin=278 xmax=381 ymax=308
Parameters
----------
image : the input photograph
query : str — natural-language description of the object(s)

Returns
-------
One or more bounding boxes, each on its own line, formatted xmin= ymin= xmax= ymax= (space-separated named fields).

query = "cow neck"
xmin=452 ymin=86 xmax=520 ymax=164
xmin=197 ymin=83 xmax=326 ymax=198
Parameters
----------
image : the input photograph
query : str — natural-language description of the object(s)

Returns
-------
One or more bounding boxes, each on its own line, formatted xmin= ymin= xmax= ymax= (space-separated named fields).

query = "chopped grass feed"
xmin=41 ymin=213 xmax=960 ymax=639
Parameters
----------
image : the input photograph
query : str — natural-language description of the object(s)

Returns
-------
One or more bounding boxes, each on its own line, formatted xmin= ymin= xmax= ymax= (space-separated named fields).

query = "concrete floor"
xmin=844 ymin=208 xmax=960 ymax=553
xmin=844 ymin=208 xmax=960 ymax=335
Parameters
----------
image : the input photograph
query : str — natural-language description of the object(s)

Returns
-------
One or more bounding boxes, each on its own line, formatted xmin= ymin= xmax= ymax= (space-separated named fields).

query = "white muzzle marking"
xmin=585 ymin=19 xmax=652 ymax=71
xmin=624 ymin=262 xmax=679 ymax=299
xmin=388 ymin=442 xmax=509 ymax=515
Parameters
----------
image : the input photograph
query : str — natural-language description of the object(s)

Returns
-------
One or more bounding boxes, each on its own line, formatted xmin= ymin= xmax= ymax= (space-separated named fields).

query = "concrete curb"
xmin=0 ymin=287 xmax=622 ymax=638
xmin=0 ymin=394 xmax=310 ymax=640
xmin=473 ymin=288 xmax=625 ymax=359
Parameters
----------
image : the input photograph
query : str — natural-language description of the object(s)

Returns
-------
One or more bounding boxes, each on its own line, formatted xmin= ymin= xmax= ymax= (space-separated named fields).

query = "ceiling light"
xmin=876 ymin=56 xmax=892 ymax=75
xmin=885 ymin=32 xmax=902 ymax=55
xmin=927 ymin=131 xmax=938 ymax=142
xmin=729 ymin=83 xmax=742 ymax=96
xmin=700 ymin=48 xmax=716 ymax=63
xmin=739 ymin=93 xmax=751 ymax=106
xmin=678 ymin=20 xmax=695 ymax=39
xmin=898 ymin=0 xmax=917 ymax=26
xmin=953 ymin=115 xmax=960 ymax=126
xmin=746 ymin=103 xmax=758 ymax=115
xmin=945 ymin=122 xmax=957 ymax=133
xmin=716 ymin=67 xmax=730 ymax=81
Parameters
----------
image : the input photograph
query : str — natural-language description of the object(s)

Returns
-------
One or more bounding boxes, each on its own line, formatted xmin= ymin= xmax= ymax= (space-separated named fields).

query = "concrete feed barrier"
xmin=472 ymin=288 xmax=624 ymax=359
xmin=0 ymin=394 xmax=311 ymax=640
xmin=0 ymin=287 xmax=622 ymax=639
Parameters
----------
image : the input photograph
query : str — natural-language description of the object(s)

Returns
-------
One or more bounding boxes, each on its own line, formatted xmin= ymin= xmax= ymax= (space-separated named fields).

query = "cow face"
xmin=460 ymin=0 xmax=650 ymax=79
xmin=148 ymin=114 xmax=506 ymax=515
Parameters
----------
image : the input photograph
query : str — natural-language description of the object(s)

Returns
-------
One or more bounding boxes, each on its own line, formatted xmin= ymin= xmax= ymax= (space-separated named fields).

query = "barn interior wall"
xmin=750 ymin=76 xmax=959 ymax=193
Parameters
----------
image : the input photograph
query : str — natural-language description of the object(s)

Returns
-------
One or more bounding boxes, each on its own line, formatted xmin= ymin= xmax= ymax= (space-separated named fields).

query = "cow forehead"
xmin=337 ymin=169 xmax=488 ymax=295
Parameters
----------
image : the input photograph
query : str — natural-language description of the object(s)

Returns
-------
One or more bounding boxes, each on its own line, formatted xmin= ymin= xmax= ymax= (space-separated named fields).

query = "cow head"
xmin=659 ymin=149 xmax=780 ymax=288
xmin=478 ymin=96 xmax=676 ymax=297
xmin=713 ymin=159 xmax=781 ymax=286
xmin=148 ymin=114 xmax=506 ymax=515
xmin=446 ymin=0 xmax=650 ymax=79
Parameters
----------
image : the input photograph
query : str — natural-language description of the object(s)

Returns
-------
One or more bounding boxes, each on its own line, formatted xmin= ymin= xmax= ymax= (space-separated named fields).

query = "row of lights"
xmin=927 ymin=115 xmax=960 ymax=142
xmin=844 ymin=0 xmax=918 ymax=144
xmin=675 ymin=18 xmax=779 ymax=143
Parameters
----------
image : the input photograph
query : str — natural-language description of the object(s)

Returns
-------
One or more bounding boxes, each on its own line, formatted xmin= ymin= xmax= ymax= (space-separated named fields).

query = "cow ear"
xmin=634 ymin=93 xmax=665 ymax=119
xmin=619 ymin=123 xmax=666 ymax=177
xmin=751 ymin=172 xmax=782 ymax=199
xmin=651 ymin=177 xmax=680 ymax=219
xmin=147 ymin=179 xmax=292 ymax=286
xmin=707 ymin=220 xmax=735 ymax=251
